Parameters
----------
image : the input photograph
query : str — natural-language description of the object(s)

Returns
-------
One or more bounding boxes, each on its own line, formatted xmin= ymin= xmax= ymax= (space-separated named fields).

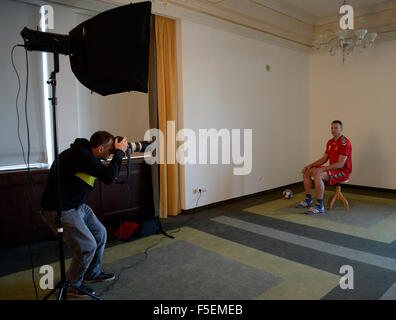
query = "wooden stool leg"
xmin=337 ymin=187 xmax=350 ymax=210
xmin=327 ymin=186 xmax=338 ymax=209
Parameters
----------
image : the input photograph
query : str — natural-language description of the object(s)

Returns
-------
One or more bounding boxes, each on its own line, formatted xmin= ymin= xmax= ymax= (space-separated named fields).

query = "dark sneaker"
xmin=84 ymin=272 xmax=115 ymax=283
xmin=67 ymin=284 xmax=95 ymax=298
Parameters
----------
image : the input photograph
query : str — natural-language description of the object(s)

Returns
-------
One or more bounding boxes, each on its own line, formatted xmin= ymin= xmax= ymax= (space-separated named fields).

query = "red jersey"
xmin=325 ymin=135 xmax=352 ymax=174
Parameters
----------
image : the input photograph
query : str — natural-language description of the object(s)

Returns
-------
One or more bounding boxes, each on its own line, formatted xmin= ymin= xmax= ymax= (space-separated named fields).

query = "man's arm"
xmin=75 ymin=137 xmax=128 ymax=184
xmin=79 ymin=149 xmax=126 ymax=184
xmin=322 ymin=155 xmax=347 ymax=171
xmin=310 ymin=153 xmax=329 ymax=168
xmin=302 ymin=153 xmax=329 ymax=174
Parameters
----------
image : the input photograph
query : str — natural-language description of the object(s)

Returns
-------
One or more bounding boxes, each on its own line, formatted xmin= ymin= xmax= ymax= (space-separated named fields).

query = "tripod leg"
xmin=57 ymin=285 xmax=65 ymax=301
xmin=158 ymin=218 xmax=175 ymax=239
xmin=160 ymin=229 xmax=175 ymax=239
xmin=43 ymin=281 xmax=62 ymax=300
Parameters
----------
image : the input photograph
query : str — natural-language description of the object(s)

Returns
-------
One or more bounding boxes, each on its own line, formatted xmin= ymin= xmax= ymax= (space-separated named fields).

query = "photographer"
xmin=40 ymin=131 xmax=128 ymax=298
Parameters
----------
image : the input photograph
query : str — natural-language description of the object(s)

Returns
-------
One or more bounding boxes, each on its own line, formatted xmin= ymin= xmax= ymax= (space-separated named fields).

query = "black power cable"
xmin=93 ymin=189 xmax=202 ymax=296
xmin=97 ymin=227 xmax=180 ymax=297
xmin=11 ymin=44 xmax=39 ymax=299
xmin=97 ymin=189 xmax=204 ymax=296
xmin=171 ymin=189 xmax=203 ymax=234
xmin=96 ymin=187 xmax=193 ymax=297
xmin=195 ymin=189 xmax=202 ymax=212
xmin=11 ymin=45 xmax=27 ymax=166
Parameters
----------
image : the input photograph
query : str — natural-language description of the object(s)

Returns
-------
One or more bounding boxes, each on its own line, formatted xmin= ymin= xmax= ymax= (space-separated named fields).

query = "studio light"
xmin=21 ymin=1 xmax=152 ymax=95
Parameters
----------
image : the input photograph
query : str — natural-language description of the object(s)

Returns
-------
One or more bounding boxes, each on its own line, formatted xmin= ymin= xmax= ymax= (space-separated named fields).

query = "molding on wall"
xmin=315 ymin=0 xmax=396 ymax=26
xmin=167 ymin=0 xmax=313 ymax=48
xmin=314 ymin=7 xmax=396 ymax=43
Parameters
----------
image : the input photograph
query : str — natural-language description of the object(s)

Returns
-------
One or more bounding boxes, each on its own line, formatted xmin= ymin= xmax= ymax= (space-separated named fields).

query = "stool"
xmin=327 ymin=180 xmax=350 ymax=210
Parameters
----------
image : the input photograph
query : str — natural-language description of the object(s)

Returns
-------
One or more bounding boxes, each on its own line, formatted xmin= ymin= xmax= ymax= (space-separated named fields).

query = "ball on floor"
xmin=282 ymin=189 xmax=293 ymax=199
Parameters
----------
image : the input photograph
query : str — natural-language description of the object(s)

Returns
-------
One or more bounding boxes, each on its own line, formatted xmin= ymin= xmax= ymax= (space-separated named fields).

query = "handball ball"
xmin=283 ymin=189 xmax=293 ymax=199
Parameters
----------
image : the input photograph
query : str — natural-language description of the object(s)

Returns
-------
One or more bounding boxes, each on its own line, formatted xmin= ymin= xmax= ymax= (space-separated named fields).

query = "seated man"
xmin=297 ymin=120 xmax=352 ymax=214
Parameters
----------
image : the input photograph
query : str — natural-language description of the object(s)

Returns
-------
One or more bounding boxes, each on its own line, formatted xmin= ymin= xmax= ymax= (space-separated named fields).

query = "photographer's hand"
xmin=115 ymin=137 xmax=128 ymax=153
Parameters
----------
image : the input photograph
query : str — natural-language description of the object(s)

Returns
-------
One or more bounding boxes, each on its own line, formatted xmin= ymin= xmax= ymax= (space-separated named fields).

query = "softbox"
xmin=69 ymin=1 xmax=152 ymax=96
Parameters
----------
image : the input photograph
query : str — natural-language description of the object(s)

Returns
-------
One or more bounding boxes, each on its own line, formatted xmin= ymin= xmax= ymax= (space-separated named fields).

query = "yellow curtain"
xmin=155 ymin=16 xmax=181 ymax=218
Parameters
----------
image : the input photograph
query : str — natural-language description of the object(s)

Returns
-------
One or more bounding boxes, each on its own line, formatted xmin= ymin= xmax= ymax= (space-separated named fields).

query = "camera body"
xmin=113 ymin=136 xmax=152 ymax=153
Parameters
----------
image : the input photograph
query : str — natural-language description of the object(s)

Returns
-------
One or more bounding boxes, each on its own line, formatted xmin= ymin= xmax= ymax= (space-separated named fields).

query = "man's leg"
xmin=303 ymin=169 xmax=313 ymax=195
xmin=78 ymin=204 xmax=113 ymax=282
xmin=297 ymin=169 xmax=314 ymax=208
xmin=41 ymin=208 xmax=98 ymax=288
xmin=306 ymin=169 xmax=329 ymax=214
xmin=62 ymin=210 xmax=98 ymax=287
xmin=313 ymin=172 xmax=329 ymax=202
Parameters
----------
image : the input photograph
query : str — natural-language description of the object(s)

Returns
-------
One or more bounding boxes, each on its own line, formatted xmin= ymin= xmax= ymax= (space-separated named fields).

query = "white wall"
xmin=181 ymin=20 xmax=310 ymax=209
xmin=48 ymin=4 xmax=80 ymax=153
xmin=310 ymin=40 xmax=396 ymax=189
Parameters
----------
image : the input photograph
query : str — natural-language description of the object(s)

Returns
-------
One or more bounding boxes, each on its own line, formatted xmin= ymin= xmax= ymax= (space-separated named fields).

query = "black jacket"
xmin=40 ymin=138 xmax=125 ymax=211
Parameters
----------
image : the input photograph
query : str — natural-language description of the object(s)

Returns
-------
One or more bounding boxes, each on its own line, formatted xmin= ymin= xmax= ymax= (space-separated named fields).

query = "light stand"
xmin=42 ymin=49 xmax=102 ymax=300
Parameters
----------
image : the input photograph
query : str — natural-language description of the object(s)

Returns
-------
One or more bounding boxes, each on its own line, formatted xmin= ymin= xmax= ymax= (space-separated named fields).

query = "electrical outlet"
xmin=200 ymin=187 xmax=207 ymax=192
xmin=193 ymin=189 xmax=199 ymax=194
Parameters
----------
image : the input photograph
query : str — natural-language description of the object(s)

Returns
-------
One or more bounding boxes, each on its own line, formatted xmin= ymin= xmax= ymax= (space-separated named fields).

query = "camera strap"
xmin=115 ymin=147 xmax=131 ymax=184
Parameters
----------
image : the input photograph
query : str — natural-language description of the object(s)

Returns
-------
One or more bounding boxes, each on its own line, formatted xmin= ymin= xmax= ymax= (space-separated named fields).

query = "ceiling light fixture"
xmin=314 ymin=0 xmax=377 ymax=63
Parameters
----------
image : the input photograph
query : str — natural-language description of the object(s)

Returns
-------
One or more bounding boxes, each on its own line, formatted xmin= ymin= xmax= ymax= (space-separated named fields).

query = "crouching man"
xmin=40 ymin=131 xmax=128 ymax=297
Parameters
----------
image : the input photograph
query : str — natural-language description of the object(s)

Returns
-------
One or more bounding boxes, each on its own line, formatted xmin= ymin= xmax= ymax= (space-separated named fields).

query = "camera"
xmin=112 ymin=136 xmax=153 ymax=184
xmin=113 ymin=136 xmax=152 ymax=154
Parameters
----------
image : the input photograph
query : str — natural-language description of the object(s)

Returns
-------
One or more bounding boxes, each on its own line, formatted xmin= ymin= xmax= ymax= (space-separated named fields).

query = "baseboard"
xmin=180 ymin=182 xmax=396 ymax=215
xmin=181 ymin=181 xmax=302 ymax=215
xmin=340 ymin=183 xmax=396 ymax=194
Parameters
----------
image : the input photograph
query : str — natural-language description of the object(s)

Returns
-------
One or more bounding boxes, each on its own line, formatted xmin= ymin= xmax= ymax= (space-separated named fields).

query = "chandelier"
xmin=314 ymin=1 xmax=378 ymax=63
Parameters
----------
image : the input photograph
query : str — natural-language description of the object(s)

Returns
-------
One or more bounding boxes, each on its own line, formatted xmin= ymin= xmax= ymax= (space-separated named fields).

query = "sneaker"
xmin=84 ymin=272 xmax=115 ymax=283
xmin=305 ymin=205 xmax=325 ymax=215
xmin=67 ymin=284 xmax=95 ymax=298
xmin=296 ymin=199 xmax=312 ymax=208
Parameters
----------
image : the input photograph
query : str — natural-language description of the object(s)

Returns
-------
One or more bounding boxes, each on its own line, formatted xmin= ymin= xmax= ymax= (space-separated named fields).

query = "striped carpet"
xmin=1 ymin=190 xmax=395 ymax=300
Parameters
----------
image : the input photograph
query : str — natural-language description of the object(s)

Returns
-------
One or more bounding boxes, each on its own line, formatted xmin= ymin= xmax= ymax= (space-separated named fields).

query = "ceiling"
xmin=268 ymin=0 xmax=391 ymax=19
xmin=202 ymin=0 xmax=396 ymax=25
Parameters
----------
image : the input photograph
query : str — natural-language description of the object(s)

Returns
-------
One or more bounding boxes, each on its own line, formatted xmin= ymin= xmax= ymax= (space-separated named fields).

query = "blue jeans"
xmin=41 ymin=203 xmax=106 ymax=287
